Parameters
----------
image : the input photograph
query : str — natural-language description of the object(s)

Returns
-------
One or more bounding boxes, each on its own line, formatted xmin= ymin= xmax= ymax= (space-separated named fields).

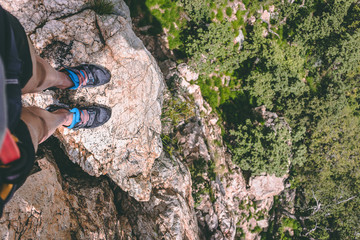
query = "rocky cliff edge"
xmin=2 ymin=0 xmax=164 ymax=201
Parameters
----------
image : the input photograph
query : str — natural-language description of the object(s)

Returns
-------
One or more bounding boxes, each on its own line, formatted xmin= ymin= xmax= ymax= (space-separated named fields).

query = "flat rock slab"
xmin=3 ymin=0 xmax=164 ymax=201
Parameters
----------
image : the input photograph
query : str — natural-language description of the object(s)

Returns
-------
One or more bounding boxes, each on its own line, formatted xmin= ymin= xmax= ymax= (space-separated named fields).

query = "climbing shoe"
xmin=61 ymin=64 xmax=111 ymax=89
xmin=47 ymin=105 xmax=112 ymax=130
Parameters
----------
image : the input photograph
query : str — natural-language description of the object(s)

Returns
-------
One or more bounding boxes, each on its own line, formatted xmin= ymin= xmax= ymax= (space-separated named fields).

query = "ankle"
xmin=63 ymin=112 xmax=73 ymax=126
xmin=55 ymin=72 xmax=74 ymax=89
xmin=54 ymin=109 xmax=72 ymax=126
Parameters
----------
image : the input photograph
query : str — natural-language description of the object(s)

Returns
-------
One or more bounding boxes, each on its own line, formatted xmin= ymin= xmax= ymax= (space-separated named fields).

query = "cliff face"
xmin=160 ymin=62 xmax=286 ymax=240
xmin=116 ymin=152 xmax=199 ymax=239
xmin=0 ymin=1 xmax=286 ymax=239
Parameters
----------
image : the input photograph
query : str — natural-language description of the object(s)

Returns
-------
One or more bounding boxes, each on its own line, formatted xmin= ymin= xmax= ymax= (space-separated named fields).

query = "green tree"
xmin=230 ymin=118 xmax=293 ymax=177
xmin=295 ymin=106 xmax=360 ymax=239
xmin=178 ymin=0 xmax=211 ymax=23
xmin=237 ymin=22 xmax=309 ymax=111
xmin=229 ymin=1 xmax=360 ymax=237
xmin=186 ymin=21 xmax=241 ymax=75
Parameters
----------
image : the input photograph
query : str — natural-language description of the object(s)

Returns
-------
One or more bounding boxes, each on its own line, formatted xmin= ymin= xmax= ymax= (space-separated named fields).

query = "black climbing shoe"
xmin=47 ymin=105 xmax=112 ymax=130
xmin=61 ymin=64 xmax=111 ymax=89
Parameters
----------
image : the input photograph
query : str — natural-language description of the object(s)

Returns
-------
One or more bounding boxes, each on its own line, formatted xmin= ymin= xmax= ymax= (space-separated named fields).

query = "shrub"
xmin=226 ymin=7 xmax=232 ymax=17
xmin=242 ymin=0 xmax=250 ymax=7
xmin=232 ymin=20 xmax=240 ymax=31
xmin=90 ymin=0 xmax=114 ymax=15
xmin=230 ymin=118 xmax=292 ymax=176
xmin=162 ymin=97 xmax=195 ymax=126
xmin=179 ymin=0 xmax=211 ymax=23
xmin=216 ymin=9 xmax=224 ymax=21
xmin=187 ymin=22 xmax=239 ymax=75
xmin=235 ymin=10 xmax=242 ymax=20
xmin=214 ymin=77 xmax=222 ymax=87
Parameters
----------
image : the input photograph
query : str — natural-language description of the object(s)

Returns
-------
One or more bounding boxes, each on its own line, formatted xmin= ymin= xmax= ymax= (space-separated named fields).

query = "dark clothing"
xmin=6 ymin=120 xmax=36 ymax=186
xmin=0 ymin=5 xmax=32 ymax=131
xmin=0 ymin=6 xmax=32 ymax=87
xmin=0 ymin=5 xmax=35 ymax=217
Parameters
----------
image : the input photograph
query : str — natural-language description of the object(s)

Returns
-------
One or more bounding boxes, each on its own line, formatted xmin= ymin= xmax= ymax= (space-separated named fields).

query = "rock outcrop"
xmin=0 ymin=152 xmax=129 ymax=239
xmin=116 ymin=153 xmax=199 ymax=240
xmin=163 ymin=62 xmax=287 ymax=240
xmin=2 ymin=0 xmax=164 ymax=201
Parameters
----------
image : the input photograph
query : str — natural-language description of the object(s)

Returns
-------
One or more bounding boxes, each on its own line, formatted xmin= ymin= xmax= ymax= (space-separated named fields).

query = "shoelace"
xmin=67 ymin=108 xmax=90 ymax=129
xmin=65 ymin=68 xmax=88 ymax=89
xmin=78 ymin=110 xmax=90 ymax=126
xmin=78 ymin=70 xmax=88 ymax=87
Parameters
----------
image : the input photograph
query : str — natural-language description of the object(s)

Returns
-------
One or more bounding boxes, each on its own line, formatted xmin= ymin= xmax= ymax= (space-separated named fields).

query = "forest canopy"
xmin=186 ymin=1 xmax=360 ymax=238
xmin=128 ymin=0 xmax=360 ymax=238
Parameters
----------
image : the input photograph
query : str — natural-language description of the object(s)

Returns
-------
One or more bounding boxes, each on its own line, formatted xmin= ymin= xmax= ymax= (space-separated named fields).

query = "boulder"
xmin=2 ymin=0 xmax=164 ymax=201
xmin=249 ymin=175 xmax=285 ymax=201
xmin=117 ymin=153 xmax=199 ymax=240
xmin=0 ymin=156 xmax=127 ymax=239
xmin=0 ymin=158 xmax=72 ymax=239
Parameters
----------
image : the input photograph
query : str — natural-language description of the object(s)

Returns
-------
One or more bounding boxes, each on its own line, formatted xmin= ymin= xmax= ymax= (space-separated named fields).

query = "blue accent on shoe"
xmin=67 ymin=108 xmax=81 ymax=129
xmin=65 ymin=69 xmax=80 ymax=89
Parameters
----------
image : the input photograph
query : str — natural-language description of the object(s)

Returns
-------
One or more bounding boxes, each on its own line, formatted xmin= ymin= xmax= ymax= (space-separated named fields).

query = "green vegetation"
xmin=186 ymin=22 xmax=239 ymax=75
xmin=230 ymin=118 xmax=292 ymax=176
xmin=266 ymin=217 xmax=302 ymax=239
xmin=251 ymin=225 xmax=262 ymax=234
xmin=130 ymin=0 xmax=360 ymax=238
xmin=161 ymin=75 xmax=196 ymax=157
xmin=89 ymin=0 xmax=114 ymax=15
xmin=226 ymin=7 xmax=232 ymax=17
xmin=236 ymin=227 xmax=245 ymax=239
xmin=161 ymin=97 xmax=195 ymax=126
xmin=125 ymin=0 xmax=186 ymax=51
xmin=189 ymin=158 xmax=216 ymax=207
xmin=161 ymin=134 xmax=178 ymax=157
xmin=180 ymin=0 xmax=211 ymax=24
xmin=216 ymin=9 xmax=224 ymax=21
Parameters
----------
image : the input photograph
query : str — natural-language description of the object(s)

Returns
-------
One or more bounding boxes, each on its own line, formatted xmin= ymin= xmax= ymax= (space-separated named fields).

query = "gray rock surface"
xmin=0 ymin=158 xmax=71 ymax=240
xmin=249 ymin=174 xmax=285 ymax=201
xmin=0 ymin=155 xmax=129 ymax=239
xmin=2 ymin=0 xmax=164 ymax=201
xmin=117 ymin=153 xmax=199 ymax=240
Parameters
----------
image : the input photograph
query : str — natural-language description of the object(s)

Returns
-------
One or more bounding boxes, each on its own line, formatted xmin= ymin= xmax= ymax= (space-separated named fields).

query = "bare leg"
xmin=20 ymin=107 xmax=72 ymax=151
xmin=21 ymin=38 xmax=74 ymax=94
xmin=19 ymin=39 xmax=91 ymax=150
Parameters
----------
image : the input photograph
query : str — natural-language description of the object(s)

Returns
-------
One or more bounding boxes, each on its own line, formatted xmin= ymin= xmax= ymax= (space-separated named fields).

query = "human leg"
xmin=21 ymin=39 xmax=73 ymax=94
xmin=20 ymin=107 xmax=72 ymax=151
xmin=21 ymin=39 xmax=112 ymax=93
xmin=20 ymin=105 xmax=110 ymax=151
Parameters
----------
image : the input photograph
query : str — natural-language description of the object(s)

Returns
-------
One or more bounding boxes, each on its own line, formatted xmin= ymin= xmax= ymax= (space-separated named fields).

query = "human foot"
xmin=59 ymin=64 xmax=111 ymax=90
xmin=47 ymin=105 xmax=112 ymax=130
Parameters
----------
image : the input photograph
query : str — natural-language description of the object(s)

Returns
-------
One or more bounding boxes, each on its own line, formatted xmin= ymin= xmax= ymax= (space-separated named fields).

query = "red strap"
xmin=0 ymin=129 xmax=20 ymax=165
